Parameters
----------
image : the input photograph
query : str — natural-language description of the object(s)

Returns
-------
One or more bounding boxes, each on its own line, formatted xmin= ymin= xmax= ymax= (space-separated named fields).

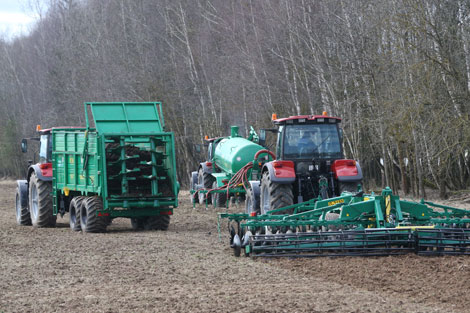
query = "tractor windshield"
xmin=283 ymin=124 xmax=341 ymax=159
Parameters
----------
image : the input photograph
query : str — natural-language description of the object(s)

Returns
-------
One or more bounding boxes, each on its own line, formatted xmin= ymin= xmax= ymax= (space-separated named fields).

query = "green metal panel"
xmin=52 ymin=129 xmax=101 ymax=194
xmin=85 ymin=102 xmax=164 ymax=134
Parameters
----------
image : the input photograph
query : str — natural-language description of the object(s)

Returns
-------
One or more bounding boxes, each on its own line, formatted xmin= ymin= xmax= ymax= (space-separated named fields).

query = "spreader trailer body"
xmin=220 ymin=187 xmax=470 ymax=257
xmin=16 ymin=102 xmax=179 ymax=232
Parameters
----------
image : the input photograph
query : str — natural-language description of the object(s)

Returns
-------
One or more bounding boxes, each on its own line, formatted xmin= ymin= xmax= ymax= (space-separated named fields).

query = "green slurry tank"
xmin=15 ymin=102 xmax=179 ymax=233
xmin=214 ymin=128 xmax=265 ymax=175
xmin=190 ymin=126 xmax=272 ymax=207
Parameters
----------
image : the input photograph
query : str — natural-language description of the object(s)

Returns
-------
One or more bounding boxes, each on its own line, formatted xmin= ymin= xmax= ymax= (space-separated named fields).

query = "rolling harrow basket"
xmin=219 ymin=188 xmax=470 ymax=257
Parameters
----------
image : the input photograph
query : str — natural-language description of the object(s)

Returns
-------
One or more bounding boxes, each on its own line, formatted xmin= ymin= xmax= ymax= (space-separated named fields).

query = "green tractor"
xmin=15 ymin=102 xmax=179 ymax=232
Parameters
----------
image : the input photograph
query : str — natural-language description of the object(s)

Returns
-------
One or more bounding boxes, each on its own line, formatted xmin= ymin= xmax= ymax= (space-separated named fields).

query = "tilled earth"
xmin=1 ymin=179 xmax=470 ymax=312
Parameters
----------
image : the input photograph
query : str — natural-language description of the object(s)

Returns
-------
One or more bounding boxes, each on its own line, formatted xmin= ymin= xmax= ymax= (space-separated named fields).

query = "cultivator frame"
xmin=219 ymin=188 xmax=470 ymax=257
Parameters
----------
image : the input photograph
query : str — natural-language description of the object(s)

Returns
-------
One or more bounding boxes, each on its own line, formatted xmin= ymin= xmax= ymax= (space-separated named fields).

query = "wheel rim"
xmin=15 ymin=194 xmax=21 ymax=222
xmin=31 ymin=184 xmax=38 ymax=219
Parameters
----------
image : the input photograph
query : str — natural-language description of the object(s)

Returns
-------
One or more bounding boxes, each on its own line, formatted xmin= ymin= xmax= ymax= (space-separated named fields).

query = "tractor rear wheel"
xmin=198 ymin=168 xmax=214 ymax=205
xmin=80 ymin=197 xmax=107 ymax=233
xmin=29 ymin=172 xmax=56 ymax=227
xmin=15 ymin=188 xmax=31 ymax=225
xmin=260 ymin=171 xmax=294 ymax=215
xmin=69 ymin=196 xmax=85 ymax=231
xmin=212 ymin=181 xmax=227 ymax=208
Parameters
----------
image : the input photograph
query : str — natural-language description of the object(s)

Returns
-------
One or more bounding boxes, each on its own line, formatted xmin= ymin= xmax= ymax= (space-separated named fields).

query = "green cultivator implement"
xmin=219 ymin=187 xmax=470 ymax=257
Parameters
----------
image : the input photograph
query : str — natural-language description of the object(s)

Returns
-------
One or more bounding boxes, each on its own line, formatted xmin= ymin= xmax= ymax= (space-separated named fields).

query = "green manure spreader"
xmin=16 ymin=102 xmax=179 ymax=232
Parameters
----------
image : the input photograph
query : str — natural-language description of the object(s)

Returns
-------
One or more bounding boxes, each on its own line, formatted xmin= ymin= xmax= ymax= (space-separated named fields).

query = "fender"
xmin=332 ymin=160 xmax=363 ymax=182
xmin=247 ymin=180 xmax=261 ymax=211
xmin=29 ymin=164 xmax=53 ymax=182
xmin=263 ymin=160 xmax=296 ymax=184
xmin=199 ymin=162 xmax=213 ymax=174
xmin=16 ymin=180 xmax=29 ymax=208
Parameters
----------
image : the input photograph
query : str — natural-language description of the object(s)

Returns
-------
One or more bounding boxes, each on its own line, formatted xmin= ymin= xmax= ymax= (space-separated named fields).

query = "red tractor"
xmin=245 ymin=112 xmax=362 ymax=214
xmin=16 ymin=126 xmax=58 ymax=227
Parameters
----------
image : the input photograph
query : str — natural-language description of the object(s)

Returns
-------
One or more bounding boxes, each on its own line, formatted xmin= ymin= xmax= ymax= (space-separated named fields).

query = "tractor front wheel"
xmin=212 ymin=181 xmax=227 ymax=208
xmin=260 ymin=171 xmax=294 ymax=215
xmin=198 ymin=168 xmax=214 ymax=205
xmin=29 ymin=172 xmax=56 ymax=227
xmin=15 ymin=188 xmax=31 ymax=225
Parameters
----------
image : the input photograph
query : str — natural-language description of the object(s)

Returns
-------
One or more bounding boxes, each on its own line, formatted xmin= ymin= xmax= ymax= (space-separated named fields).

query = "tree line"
xmin=0 ymin=0 xmax=469 ymax=198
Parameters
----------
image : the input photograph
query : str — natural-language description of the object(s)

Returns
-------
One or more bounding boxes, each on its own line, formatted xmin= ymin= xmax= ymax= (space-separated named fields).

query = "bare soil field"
xmin=1 ymin=179 xmax=469 ymax=312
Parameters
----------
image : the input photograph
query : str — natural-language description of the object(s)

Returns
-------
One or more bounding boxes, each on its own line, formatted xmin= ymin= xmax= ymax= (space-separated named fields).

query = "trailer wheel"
xmin=29 ymin=172 xmax=56 ymax=227
xmin=212 ymin=181 xmax=227 ymax=208
xmin=131 ymin=218 xmax=145 ymax=230
xmin=198 ymin=168 xmax=214 ymax=205
xmin=15 ymin=188 xmax=31 ymax=225
xmin=156 ymin=215 xmax=170 ymax=230
xmin=69 ymin=196 xmax=85 ymax=231
xmin=80 ymin=197 xmax=107 ymax=233
xmin=260 ymin=171 xmax=294 ymax=215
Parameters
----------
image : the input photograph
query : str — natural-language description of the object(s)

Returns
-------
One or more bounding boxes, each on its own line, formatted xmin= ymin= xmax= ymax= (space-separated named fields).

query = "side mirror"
xmin=259 ymin=130 xmax=266 ymax=147
xmin=194 ymin=144 xmax=202 ymax=153
xmin=21 ymin=139 xmax=27 ymax=153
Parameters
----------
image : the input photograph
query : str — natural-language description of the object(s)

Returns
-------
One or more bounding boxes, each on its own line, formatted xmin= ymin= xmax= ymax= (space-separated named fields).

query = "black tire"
xmin=69 ymin=196 xmax=85 ymax=231
xmin=245 ymin=186 xmax=259 ymax=215
xmin=15 ymin=188 xmax=31 ymax=225
xmin=29 ymin=172 xmax=56 ymax=227
xmin=131 ymin=218 xmax=145 ymax=230
xmin=212 ymin=181 xmax=227 ymax=208
xmin=260 ymin=171 xmax=294 ymax=215
xmin=80 ymin=197 xmax=107 ymax=233
xmin=156 ymin=215 xmax=170 ymax=230
xmin=198 ymin=168 xmax=214 ymax=205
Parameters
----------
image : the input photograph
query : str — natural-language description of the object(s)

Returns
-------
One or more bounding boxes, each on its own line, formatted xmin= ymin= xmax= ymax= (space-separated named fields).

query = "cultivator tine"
xmin=248 ymin=229 xmax=416 ymax=257
xmin=416 ymin=228 xmax=470 ymax=256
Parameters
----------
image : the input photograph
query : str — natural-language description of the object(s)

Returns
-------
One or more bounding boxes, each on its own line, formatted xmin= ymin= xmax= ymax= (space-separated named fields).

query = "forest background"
xmin=1 ymin=0 xmax=470 ymax=198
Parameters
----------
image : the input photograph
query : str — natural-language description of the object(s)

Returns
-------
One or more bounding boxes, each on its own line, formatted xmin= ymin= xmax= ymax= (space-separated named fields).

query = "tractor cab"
xmin=274 ymin=114 xmax=342 ymax=162
xmin=259 ymin=113 xmax=361 ymax=205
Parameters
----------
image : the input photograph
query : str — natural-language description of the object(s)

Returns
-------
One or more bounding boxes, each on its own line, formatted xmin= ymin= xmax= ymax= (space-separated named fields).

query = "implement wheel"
xmin=29 ymin=172 xmax=56 ymax=227
xmin=80 ymin=197 xmax=107 ymax=233
xmin=69 ymin=196 xmax=85 ymax=231
xmin=15 ymin=187 xmax=31 ymax=225
xmin=260 ymin=171 xmax=294 ymax=214
xmin=198 ymin=168 xmax=214 ymax=205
